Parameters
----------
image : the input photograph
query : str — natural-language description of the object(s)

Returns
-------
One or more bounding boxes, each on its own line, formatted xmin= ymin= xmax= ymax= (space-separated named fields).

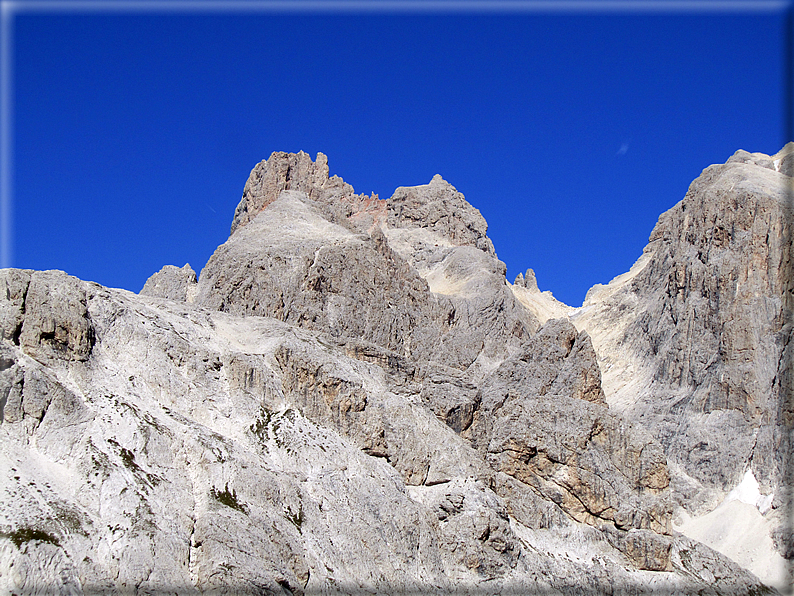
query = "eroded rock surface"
xmin=0 ymin=150 xmax=779 ymax=594
xmin=576 ymin=145 xmax=792 ymax=499
xmin=574 ymin=143 xmax=793 ymax=590
xmin=140 ymin=263 xmax=198 ymax=303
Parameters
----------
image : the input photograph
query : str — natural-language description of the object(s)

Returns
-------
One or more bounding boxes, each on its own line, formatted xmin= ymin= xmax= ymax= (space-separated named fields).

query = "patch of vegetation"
xmin=270 ymin=409 xmax=300 ymax=452
xmin=87 ymin=439 xmax=111 ymax=476
xmin=218 ymin=561 xmax=237 ymax=575
xmin=107 ymin=438 xmax=135 ymax=469
xmin=210 ymin=484 xmax=248 ymax=515
xmin=130 ymin=501 xmax=158 ymax=538
xmin=1 ymin=527 xmax=60 ymax=548
xmin=250 ymin=406 xmax=273 ymax=440
xmin=286 ymin=504 xmax=304 ymax=532
xmin=108 ymin=438 xmax=161 ymax=487
xmin=201 ymin=430 xmax=232 ymax=463
xmin=142 ymin=411 xmax=168 ymax=434
xmin=271 ymin=419 xmax=286 ymax=448
xmin=50 ymin=502 xmax=85 ymax=535
xmin=210 ymin=447 xmax=228 ymax=464
xmin=119 ymin=446 xmax=138 ymax=471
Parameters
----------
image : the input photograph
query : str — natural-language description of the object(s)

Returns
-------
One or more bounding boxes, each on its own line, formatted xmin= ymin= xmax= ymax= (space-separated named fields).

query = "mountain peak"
xmin=230 ymin=150 xmax=348 ymax=235
xmin=1 ymin=147 xmax=786 ymax=594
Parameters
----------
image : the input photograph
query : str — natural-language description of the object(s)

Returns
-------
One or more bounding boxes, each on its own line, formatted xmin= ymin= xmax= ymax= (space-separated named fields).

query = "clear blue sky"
xmin=7 ymin=2 xmax=792 ymax=306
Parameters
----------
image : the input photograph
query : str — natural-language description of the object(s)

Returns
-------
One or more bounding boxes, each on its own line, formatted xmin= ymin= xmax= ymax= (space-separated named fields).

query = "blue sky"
xmin=6 ymin=1 xmax=791 ymax=306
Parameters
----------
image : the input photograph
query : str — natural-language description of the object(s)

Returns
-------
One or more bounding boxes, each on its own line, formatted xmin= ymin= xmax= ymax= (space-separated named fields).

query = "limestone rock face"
xmin=510 ymin=269 xmax=573 ymax=324
xmin=230 ymin=151 xmax=386 ymax=237
xmin=0 ymin=285 xmax=456 ymax=595
xmin=382 ymin=175 xmax=540 ymax=370
xmin=513 ymin=268 xmax=538 ymax=291
xmin=231 ymin=150 xmax=335 ymax=234
xmin=140 ymin=263 xmax=198 ymax=302
xmin=387 ymin=174 xmax=495 ymax=257
xmin=0 ymin=149 xmax=777 ymax=595
xmin=0 ymin=269 xmax=96 ymax=364
xmin=465 ymin=318 xmax=673 ymax=569
xmin=196 ymin=154 xmax=538 ymax=374
xmin=576 ymin=146 xmax=792 ymax=496
xmin=573 ymin=144 xmax=793 ymax=588
xmin=195 ymin=190 xmax=449 ymax=368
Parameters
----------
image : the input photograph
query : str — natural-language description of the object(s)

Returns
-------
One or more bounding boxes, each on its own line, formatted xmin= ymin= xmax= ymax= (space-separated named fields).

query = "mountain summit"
xmin=0 ymin=147 xmax=790 ymax=594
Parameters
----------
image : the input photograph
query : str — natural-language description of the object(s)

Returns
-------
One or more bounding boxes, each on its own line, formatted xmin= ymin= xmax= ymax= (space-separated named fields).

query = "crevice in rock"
xmin=10 ymin=279 xmax=29 ymax=346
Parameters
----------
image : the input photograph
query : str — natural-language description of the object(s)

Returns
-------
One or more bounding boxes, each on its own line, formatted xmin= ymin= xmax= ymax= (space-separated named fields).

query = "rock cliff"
xmin=0 ymin=149 xmax=786 ymax=594
xmin=573 ymin=143 xmax=794 ymax=590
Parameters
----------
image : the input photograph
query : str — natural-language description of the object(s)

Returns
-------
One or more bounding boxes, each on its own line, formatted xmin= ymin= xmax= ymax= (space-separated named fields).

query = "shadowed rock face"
xmin=0 ymin=150 xmax=779 ymax=595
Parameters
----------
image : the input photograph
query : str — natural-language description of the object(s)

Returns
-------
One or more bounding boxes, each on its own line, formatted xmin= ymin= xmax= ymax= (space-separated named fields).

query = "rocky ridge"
xmin=0 ymin=149 xmax=787 ymax=594
xmin=572 ymin=143 xmax=794 ymax=590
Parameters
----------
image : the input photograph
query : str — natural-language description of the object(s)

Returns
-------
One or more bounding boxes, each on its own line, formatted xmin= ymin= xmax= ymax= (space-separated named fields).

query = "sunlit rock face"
xmin=573 ymin=143 xmax=794 ymax=590
xmin=0 ymin=148 xmax=784 ymax=595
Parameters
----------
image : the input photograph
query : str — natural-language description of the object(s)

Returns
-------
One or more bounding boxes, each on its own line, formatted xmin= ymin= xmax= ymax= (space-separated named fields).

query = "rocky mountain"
xmin=572 ymin=143 xmax=794 ymax=589
xmin=0 ymin=147 xmax=789 ymax=595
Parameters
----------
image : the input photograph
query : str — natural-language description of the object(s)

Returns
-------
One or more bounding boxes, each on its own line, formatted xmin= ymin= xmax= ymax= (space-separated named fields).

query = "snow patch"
xmin=724 ymin=469 xmax=773 ymax=515
xmin=673 ymin=468 xmax=785 ymax=591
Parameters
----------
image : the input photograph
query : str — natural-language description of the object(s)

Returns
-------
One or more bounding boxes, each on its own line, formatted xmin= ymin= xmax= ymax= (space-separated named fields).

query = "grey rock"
xmin=777 ymin=142 xmax=794 ymax=176
xmin=198 ymin=156 xmax=539 ymax=375
xmin=668 ymin=534 xmax=776 ymax=594
xmin=231 ymin=150 xmax=385 ymax=237
xmin=140 ymin=263 xmax=198 ymax=302
xmin=465 ymin=318 xmax=673 ymax=570
xmin=577 ymin=149 xmax=792 ymax=497
xmin=514 ymin=269 xmax=539 ymax=292
xmin=231 ymin=150 xmax=333 ymax=234
xmin=195 ymin=191 xmax=449 ymax=367
xmin=524 ymin=269 xmax=539 ymax=292
xmin=381 ymin=175 xmax=540 ymax=369
xmin=0 ymin=269 xmax=31 ymax=344
xmin=574 ymin=145 xmax=793 ymax=586
xmin=408 ymin=478 xmax=524 ymax=581
xmin=419 ymin=369 xmax=480 ymax=434
xmin=601 ymin=526 xmax=672 ymax=572
xmin=1 ymin=291 xmax=455 ymax=594
xmin=0 ymin=269 xmax=96 ymax=364
xmin=0 ymin=149 xmax=778 ymax=595
xmin=387 ymin=174 xmax=495 ymax=256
